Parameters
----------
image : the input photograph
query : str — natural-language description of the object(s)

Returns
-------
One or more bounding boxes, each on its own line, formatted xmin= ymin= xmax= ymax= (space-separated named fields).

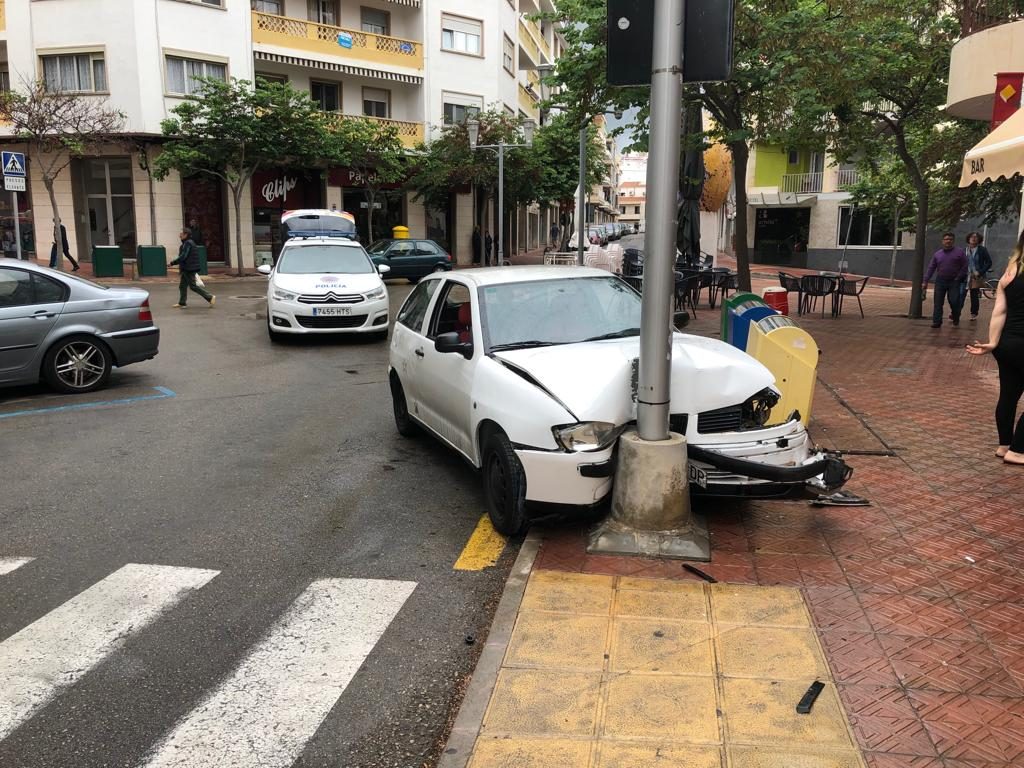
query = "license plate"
xmin=688 ymin=464 xmax=708 ymax=489
xmin=312 ymin=306 xmax=351 ymax=316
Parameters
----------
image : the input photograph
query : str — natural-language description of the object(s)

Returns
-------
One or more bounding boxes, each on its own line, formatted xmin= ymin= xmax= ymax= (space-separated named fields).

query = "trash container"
xmin=91 ymin=245 xmax=124 ymax=278
xmin=746 ymin=314 xmax=819 ymax=425
xmin=720 ymin=292 xmax=762 ymax=342
xmin=392 ymin=226 xmax=410 ymax=240
xmin=195 ymin=245 xmax=208 ymax=275
xmin=731 ymin=301 xmax=778 ymax=352
xmin=137 ymin=245 xmax=167 ymax=277
xmin=762 ymin=286 xmax=789 ymax=315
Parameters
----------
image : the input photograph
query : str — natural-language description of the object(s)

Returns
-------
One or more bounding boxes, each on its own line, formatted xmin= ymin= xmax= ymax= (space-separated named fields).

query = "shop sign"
xmin=252 ymin=171 xmax=322 ymax=209
xmin=329 ymin=166 xmax=404 ymax=191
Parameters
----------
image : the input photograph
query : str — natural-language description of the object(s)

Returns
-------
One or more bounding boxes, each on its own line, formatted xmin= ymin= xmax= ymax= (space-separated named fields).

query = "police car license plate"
xmin=312 ymin=307 xmax=351 ymax=316
xmin=688 ymin=464 xmax=708 ymax=488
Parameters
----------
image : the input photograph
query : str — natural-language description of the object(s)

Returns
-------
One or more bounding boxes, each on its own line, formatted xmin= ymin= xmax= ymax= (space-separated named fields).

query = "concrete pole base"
xmin=587 ymin=429 xmax=711 ymax=562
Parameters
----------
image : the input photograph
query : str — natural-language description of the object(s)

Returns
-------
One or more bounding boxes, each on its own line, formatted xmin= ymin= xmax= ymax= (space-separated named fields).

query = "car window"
xmin=367 ymin=240 xmax=392 ymax=254
xmin=32 ymin=273 xmax=67 ymax=304
xmin=416 ymin=241 xmax=440 ymax=256
xmin=427 ymin=281 xmax=471 ymax=340
xmin=0 ymin=268 xmax=33 ymax=308
xmin=396 ymin=279 xmax=439 ymax=333
xmin=276 ymin=244 xmax=373 ymax=274
xmin=390 ymin=242 xmax=415 ymax=257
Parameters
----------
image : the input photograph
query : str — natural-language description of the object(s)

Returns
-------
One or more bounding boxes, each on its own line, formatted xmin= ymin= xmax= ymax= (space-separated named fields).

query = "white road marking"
xmin=0 ymin=563 xmax=219 ymax=741
xmin=0 ymin=557 xmax=33 ymax=576
xmin=140 ymin=578 xmax=417 ymax=768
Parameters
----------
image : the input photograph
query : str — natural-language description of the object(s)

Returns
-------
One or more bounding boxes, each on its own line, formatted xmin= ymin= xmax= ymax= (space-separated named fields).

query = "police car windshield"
xmin=276 ymin=245 xmax=374 ymax=274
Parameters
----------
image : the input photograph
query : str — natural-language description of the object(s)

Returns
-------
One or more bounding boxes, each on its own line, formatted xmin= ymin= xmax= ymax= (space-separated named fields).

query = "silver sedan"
xmin=0 ymin=259 xmax=160 ymax=394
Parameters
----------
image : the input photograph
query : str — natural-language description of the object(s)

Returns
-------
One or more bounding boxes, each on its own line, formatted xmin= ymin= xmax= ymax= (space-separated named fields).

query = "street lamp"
xmin=467 ymin=117 xmax=536 ymax=266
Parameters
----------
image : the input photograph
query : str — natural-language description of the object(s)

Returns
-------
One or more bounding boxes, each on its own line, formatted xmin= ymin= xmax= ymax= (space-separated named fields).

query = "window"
xmin=309 ymin=0 xmax=339 ymax=25
xmin=41 ymin=53 xmax=106 ymax=93
xmin=0 ymin=70 xmax=9 ymax=92
xmin=442 ymin=15 xmax=482 ymax=55
xmin=428 ymin=281 xmax=471 ymax=340
xmin=199 ymin=0 xmax=223 ymax=5
xmin=255 ymin=72 xmax=288 ymax=86
xmin=787 ymin=149 xmax=799 ymax=165
xmin=361 ymin=7 xmax=390 ymax=35
xmin=33 ymin=273 xmax=67 ymax=304
xmin=0 ymin=269 xmax=32 ymax=308
xmin=396 ymin=279 xmax=439 ymax=332
xmin=252 ymin=0 xmax=282 ymax=12
xmin=442 ymin=92 xmax=482 ymax=125
xmin=502 ymin=35 xmax=514 ymax=74
xmin=837 ymin=206 xmax=902 ymax=248
xmin=415 ymin=241 xmax=441 ymax=256
xmin=311 ymin=80 xmax=340 ymax=112
xmin=165 ymin=56 xmax=226 ymax=96
xmin=635 ymin=205 xmax=641 ymax=214
xmin=363 ymin=87 xmax=390 ymax=119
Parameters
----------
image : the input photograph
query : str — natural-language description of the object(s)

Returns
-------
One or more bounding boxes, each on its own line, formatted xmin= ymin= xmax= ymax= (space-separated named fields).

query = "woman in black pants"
xmin=968 ymin=229 xmax=1024 ymax=464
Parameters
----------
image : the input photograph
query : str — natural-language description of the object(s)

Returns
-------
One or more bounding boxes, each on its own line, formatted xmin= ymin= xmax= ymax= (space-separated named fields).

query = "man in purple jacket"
xmin=923 ymin=232 xmax=968 ymax=328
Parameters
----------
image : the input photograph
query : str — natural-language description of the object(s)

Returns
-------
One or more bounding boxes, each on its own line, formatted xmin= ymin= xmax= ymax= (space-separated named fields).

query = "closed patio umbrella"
xmin=677 ymin=103 xmax=705 ymax=267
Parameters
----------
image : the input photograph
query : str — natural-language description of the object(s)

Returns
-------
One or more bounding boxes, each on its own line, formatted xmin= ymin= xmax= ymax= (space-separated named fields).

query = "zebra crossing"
xmin=0 ymin=557 xmax=417 ymax=767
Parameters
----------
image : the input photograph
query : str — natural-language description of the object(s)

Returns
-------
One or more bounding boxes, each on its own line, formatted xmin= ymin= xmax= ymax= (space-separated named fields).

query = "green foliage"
xmin=529 ymin=113 xmax=607 ymax=205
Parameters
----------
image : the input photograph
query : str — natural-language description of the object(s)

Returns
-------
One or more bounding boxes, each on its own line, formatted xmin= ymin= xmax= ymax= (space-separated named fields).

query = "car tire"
xmin=43 ymin=335 xmax=112 ymax=394
xmin=432 ymin=264 xmax=446 ymax=273
xmin=482 ymin=431 xmax=529 ymax=536
xmin=390 ymin=376 xmax=419 ymax=437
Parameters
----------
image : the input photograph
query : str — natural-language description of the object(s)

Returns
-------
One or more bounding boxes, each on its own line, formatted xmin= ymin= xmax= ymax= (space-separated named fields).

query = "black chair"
xmin=836 ymin=275 xmax=869 ymax=318
xmin=621 ymin=275 xmax=643 ymax=293
xmin=800 ymin=274 xmax=839 ymax=317
xmin=623 ymin=248 xmax=644 ymax=277
xmin=708 ymin=268 xmax=737 ymax=309
xmin=675 ymin=273 xmax=701 ymax=319
xmin=778 ymin=272 xmax=804 ymax=316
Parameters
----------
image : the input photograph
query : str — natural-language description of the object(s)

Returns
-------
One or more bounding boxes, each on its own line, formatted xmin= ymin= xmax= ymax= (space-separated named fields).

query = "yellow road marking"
xmin=454 ymin=515 xmax=506 ymax=571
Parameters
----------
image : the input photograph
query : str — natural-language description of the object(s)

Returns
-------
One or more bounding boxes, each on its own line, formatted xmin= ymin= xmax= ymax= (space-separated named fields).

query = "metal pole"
xmin=498 ymin=143 xmax=505 ymax=266
xmin=888 ymin=204 xmax=901 ymax=287
xmin=636 ymin=0 xmax=684 ymax=441
xmin=12 ymin=191 xmax=22 ymax=260
xmin=578 ymin=126 xmax=586 ymax=266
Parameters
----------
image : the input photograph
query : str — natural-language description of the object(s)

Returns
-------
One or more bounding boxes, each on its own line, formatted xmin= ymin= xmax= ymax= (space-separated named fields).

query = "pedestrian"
xmin=471 ymin=225 xmax=482 ymax=265
xmin=550 ymin=222 xmax=560 ymax=248
xmin=169 ymin=228 xmax=215 ymax=308
xmin=484 ymin=230 xmax=493 ymax=266
xmin=961 ymin=231 xmax=993 ymax=321
xmin=923 ymin=231 xmax=967 ymax=328
xmin=188 ymin=217 xmax=204 ymax=247
xmin=49 ymin=220 xmax=79 ymax=271
xmin=966 ymin=229 xmax=1024 ymax=464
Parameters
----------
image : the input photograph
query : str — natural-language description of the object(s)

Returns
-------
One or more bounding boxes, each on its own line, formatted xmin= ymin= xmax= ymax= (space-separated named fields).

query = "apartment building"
xmin=0 ymin=0 xmax=562 ymax=268
xmin=617 ymin=152 xmax=646 ymax=232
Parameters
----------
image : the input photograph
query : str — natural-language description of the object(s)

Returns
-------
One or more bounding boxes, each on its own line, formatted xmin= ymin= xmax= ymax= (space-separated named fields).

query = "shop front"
xmin=0 ymin=188 xmax=35 ymax=261
xmin=252 ymin=169 xmax=325 ymax=265
xmin=328 ymin=167 xmax=405 ymax=247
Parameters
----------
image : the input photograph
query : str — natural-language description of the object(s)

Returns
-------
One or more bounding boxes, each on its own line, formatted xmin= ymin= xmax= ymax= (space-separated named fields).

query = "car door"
xmin=413 ymin=241 xmax=441 ymax=277
xmin=0 ymin=267 xmax=66 ymax=381
xmin=416 ymin=280 xmax=476 ymax=458
xmin=385 ymin=241 xmax=416 ymax=279
xmin=390 ymin=278 xmax=441 ymax=414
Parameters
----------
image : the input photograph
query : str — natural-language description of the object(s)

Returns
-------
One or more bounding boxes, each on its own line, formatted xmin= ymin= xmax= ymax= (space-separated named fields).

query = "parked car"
xmin=367 ymin=238 xmax=452 ymax=282
xmin=567 ymin=227 xmax=607 ymax=249
xmin=0 ymin=259 xmax=159 ymax=394
xmin=259 ymin=237 xmax=390 ymax=342
xmin=388 ymin=266 xmax=850 ymax=534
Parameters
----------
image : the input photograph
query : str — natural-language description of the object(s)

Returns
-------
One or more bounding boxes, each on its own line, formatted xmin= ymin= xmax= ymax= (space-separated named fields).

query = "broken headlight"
xmin=552 ymin=422 xmax=624 ymax=452
xmin=741 ymin=387 xmax=781 ymax=428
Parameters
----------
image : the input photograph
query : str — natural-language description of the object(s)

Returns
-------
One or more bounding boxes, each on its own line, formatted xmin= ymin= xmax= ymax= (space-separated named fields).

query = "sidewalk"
xmin=444 ymin=276 xmax=1024 ymax=768
xmin=28 ymin=258 xmax=261 ymax=285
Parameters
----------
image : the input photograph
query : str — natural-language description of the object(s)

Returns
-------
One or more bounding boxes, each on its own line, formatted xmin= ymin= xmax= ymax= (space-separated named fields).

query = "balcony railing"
xmin=960 ymin=0 xmax=1024 ymax=35
xmin=518 ymin=83 xmax=539 ymax=117
xmin=781 ymin=172 xmax=823 ymax=194
xmin=835 ymin=169 xmax=861 ymax=189
xmin=252 ymin=11 xmax=423 ymax=70
xmin=518 ymin=18 xmax=541 ymax=64
xmin=323 ymin=113 xmax=424 ymax=148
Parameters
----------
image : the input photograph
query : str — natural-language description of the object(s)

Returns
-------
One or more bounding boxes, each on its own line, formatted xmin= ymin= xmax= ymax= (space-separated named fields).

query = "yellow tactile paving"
xmin=466 ymin=571 xmax=866 ymax=768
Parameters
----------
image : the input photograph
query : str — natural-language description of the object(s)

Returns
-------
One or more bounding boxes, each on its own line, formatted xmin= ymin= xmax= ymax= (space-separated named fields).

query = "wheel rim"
xmin=54 ymin=342 xmax=105 ymax=389
xmin=487 ymin=452 xmax=508 ymax=518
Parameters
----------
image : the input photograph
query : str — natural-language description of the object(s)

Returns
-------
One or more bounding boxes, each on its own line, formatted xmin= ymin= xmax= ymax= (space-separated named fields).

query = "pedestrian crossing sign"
xmin=2 ymin=151 xmax=26 ymax=178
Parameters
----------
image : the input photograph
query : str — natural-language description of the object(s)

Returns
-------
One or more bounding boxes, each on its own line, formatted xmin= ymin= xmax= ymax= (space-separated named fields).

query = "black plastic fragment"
xmin=796 ymin=680 xmax=825 ymax=714
xmin=683 ymin=564 xmax=717 ymax=583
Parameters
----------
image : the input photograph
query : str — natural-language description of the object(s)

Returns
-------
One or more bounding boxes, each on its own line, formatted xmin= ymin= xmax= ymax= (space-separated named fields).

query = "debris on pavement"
xmin=796 ymin=680 xmax=826 ymax=714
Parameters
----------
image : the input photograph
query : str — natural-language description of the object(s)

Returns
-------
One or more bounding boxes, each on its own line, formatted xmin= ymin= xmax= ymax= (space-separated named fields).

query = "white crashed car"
xmin=258 ymin=237 xmax=390 ymax=341
xmin=388 ymin=266 xmax=850 ymax=534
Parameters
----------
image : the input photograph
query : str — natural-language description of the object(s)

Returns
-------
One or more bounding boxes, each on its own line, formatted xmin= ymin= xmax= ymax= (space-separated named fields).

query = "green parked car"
xmin=367 ymin=239 xmax=453 ymax=283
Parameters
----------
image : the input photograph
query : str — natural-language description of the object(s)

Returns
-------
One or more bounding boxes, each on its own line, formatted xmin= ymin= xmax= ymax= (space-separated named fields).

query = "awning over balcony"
xmin=384 ymin=0 xmax=420 ymax=5
xmin=253 ymin=51 xmax=423 ymax=85
xmin=747 ymin=192 xmax=817 ymax=207
xmin=959 ymin=107 xmax=1024 ymax=187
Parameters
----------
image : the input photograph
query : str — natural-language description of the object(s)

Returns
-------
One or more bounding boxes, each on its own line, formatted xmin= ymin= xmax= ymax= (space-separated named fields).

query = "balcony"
xmin=947 ymin=18 xmax=1024 ymax=120
xmin=835 ymin=169 xmax=861 ymax=189
xmin=323 ymin=114 xmax=423 ymax=149
xmin=781 ymin=172 xmax=823 ymax=194
xmin=252 ymin=11 xmax=423 ymax=72
xmin=518 ymin=18 xmax=541 ymax=65
xmin=518 ymin=83 xmax=539 ymax=117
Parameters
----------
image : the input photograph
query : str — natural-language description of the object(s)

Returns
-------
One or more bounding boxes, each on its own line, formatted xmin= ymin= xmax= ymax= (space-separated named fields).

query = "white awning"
xmin=747 ymin=192 xmax=817 ymax=207
xmin=253 ymin=51 xmax=423 ymax=85
xmin=960 ymin=108 xmax=1024 ymax=187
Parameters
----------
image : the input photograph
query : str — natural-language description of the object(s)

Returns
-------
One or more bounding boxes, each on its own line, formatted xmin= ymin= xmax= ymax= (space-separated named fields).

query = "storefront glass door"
xmin=84 ymin=159 xmax=136 ymax=258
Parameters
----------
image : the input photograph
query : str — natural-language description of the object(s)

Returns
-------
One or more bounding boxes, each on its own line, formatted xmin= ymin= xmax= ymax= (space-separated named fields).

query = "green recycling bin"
xmin=195 ymin=245 xmax=208 ymax=275
xmin=720 ymin=291 xmax=762 ymax=342
xmin=91 ymin=245 xmax=124 ymax=278
xmin=137 ymin=245 xmax=167 ymax=277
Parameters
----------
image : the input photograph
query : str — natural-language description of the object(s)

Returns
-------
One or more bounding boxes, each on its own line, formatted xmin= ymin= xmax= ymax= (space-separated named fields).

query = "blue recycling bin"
xmin=732 ymin=303 xmax=778 ymax=352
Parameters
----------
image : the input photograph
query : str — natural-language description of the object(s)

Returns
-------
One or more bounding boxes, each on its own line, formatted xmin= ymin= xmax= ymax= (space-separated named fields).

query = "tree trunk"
xmin=145 ymin=151 xmax=157 ymax=247
xmin=908 ymin=188 xmax=928 ymax=318
xmin=730 ymin=141 xmax=751 ymax=292
xmin=366 ymin=188 xmax=376 ymax=243
xmin=232 ymin=184 xmax=244 ymax=277
xmin=45 ymin=177 xmax=62 ymax=272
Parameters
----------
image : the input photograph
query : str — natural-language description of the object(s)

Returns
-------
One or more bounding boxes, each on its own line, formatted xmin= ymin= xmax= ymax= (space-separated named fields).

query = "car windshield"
xmin=481 ymin=277 xmax=641 ymax=351
xmin=276 ymin=245 xmax=374 ymax=274
xmin=367 ymin=240 xmax=393 ymax=254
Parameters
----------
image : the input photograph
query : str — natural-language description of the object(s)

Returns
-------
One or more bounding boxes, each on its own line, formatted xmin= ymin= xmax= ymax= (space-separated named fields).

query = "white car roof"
xmin=433 ymin=265 xmax=612 ymax=287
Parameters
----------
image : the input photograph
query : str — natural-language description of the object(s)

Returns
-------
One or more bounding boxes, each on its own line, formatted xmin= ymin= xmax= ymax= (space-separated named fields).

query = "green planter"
xmin=137 ymin=245 xmax=167 ymax=277
xmin=92 ymin=245 xmax=124 ymax=278
xmin=195 ymin=245 xmax=208 ymax=275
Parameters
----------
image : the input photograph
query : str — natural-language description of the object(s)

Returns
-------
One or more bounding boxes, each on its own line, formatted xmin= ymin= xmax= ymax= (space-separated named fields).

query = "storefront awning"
xmin=253 ymin=51 xmax=423 ymax=85
xmin=960 ymin=108 xmax=1024 ymax=187
xmin=747 ymin=192 xmax=817 ymax=207
xmin=385 ymin=0 xmax=420 ymax=5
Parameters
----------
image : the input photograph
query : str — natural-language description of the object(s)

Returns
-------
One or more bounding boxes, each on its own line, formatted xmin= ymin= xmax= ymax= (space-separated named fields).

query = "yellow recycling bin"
xmin=392 ymin=225 xmax=410 ymax=239
xmin=746 ymin=314 xmax=819 ymax=426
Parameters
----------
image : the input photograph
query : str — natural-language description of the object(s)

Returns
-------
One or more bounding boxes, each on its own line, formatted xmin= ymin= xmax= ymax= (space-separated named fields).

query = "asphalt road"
xmin=0 ymin=278 xmax=517 ymax=768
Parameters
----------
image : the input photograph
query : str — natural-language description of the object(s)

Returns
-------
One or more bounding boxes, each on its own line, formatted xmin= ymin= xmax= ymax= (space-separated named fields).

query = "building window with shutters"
xmin=40 ymin=52 xmax=107 ymax=93
xmin=165 ymin=55 xmax=226 ymax=96
xmin=363 ymin=87 xmax=390 ymax=119
xmin=441 ymin=14 xmax=482 ymax=56
xmin=311 ymin=81 xmax=341 ymax=112
xmin=502 ymin=35 xmax=515 ymax=75
xmin=442 ymin=91 xmax=482 ymax=125
xmin=361 ymin=7 xmax=390 ymax=35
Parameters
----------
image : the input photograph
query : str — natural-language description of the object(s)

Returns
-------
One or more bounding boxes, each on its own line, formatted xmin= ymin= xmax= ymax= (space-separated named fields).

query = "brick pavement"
xmin=532 ymin=275 xmax=1024 ymax=767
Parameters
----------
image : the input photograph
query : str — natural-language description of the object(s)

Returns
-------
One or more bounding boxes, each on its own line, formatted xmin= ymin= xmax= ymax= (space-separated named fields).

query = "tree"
xmin=324 ymin=118 xmax=406 ymax=243
xmin=153 ymin=78 xmax=329 ymax=275
xmin=0 ymin=79 xmax=124 ymax=271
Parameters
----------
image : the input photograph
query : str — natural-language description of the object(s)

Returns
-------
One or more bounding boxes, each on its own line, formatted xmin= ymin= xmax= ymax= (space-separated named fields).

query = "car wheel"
xmin=482 ymin=431 xmax=529 ymax=536
xmin=390 ymin=376 xmax=419 ymax=437
xmin=43 ymin=335 xmax=112 ymax=394
xmin=432 ymin=264 xmax=446 ymax=273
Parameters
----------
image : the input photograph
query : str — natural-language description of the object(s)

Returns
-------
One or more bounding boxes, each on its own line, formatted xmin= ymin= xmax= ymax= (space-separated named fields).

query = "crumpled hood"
xmin=272 ymin=272 xmax=382 ymax=295
xmin=493 ymin=333 xmax=775 ymax=422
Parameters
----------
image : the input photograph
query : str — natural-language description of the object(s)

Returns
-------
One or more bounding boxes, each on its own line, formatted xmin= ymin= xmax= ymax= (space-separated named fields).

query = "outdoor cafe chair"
xmin=709 ymin=268 xmax=738 ymax=309
xmin=836 ymin=275 xmax=870 ymax=318
xmin=778 ymin=272 xmax=804 ymax=316
xmin=800 ymin=274 xmax=839 ymax=317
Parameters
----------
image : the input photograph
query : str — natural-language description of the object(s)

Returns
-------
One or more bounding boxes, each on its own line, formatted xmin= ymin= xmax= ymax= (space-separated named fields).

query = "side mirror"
xmin=673 ymin=311 xmax=690 ymax=329
xmin=378 ymin=263 xmax=391 ymax=275
xmin=435 ymin=331 xmax=473 ymax=359
xmin=257 ymin=264 xmax=272 ymax=276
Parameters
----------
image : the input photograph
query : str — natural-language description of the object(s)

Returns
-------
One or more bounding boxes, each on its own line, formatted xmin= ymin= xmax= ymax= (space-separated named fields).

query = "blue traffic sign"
xmin=2 ymin=151 xmax=26 ymax=178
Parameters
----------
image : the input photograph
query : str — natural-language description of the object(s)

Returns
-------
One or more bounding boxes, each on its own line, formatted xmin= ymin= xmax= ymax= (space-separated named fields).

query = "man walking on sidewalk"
xmin=49 ymin=221 xmax=79 ymax=271
xmin=924 ymin=232 xmax=967 ymax=328
xmin=169 ymin=229 xmax=215 ymax=308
